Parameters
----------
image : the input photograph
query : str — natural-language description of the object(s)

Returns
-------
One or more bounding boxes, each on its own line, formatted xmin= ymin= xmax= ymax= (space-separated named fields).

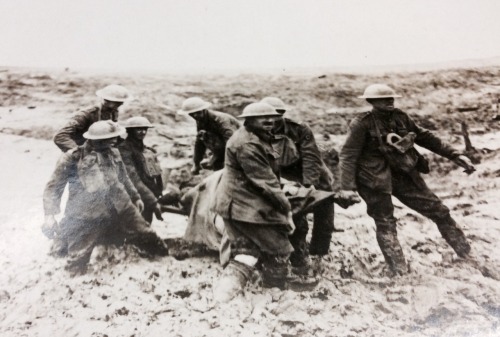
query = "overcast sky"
xmin=1 ymin=0 xmax=500 ymax=72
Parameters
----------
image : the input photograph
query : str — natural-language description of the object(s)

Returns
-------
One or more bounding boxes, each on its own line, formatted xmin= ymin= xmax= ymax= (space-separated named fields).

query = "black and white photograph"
xmin=1 ymin=0 xmax=500 ymax=336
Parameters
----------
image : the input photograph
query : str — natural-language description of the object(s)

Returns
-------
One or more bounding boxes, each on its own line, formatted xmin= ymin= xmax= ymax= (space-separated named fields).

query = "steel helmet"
xmin=123 ymin=116 xmax=154 ymax=128
xmin=96 ymin=84 xmax=131 ymax=102
xmin=237 ymin=102 xmax=282 ymax=119
xmin=358 ymin=84 xmax=402 ymax=99
xmin=83 ymin=120 xmax=126 ymax=140
xmin=260 ymin=97 xmax=287 ymax=112
xmin=177 ymin=97 xmax=212 ymax=115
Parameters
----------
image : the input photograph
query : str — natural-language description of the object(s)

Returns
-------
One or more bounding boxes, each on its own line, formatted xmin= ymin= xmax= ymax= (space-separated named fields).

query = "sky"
xmin=1 ymin=0 xmax=500 ymax=73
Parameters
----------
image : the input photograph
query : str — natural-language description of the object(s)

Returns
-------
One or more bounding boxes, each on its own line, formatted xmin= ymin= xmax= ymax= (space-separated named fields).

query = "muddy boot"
xmin=213 ymin=260 xmax=253 ymax=303
xmin=376 ymin=227 xmax=408 ymax=277
xmin=262 ymin=258 xmax=319 ymax=291
xmin=290 ymin=251 xmax=313 ymax=276
xmin=261 ymin=260 xmax=288 ymax=289
xmin=434 ymin=214 xmax=471 ymax=258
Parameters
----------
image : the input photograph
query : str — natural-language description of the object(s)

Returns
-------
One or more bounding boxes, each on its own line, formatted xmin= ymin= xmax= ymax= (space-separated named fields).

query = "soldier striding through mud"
xmin=338 ymin=83 xmax=499 ymax=280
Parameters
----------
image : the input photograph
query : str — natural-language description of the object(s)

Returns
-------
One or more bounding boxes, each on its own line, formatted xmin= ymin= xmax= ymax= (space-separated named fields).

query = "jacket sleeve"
xmin=215 ymin=115 xmax=238 ymax=142
xmin=119 ymin=147 xmax=158 ymax=208
xmin=296 ymin=123 xmax=324 ymax=187
xmin=339 ymin=117 xmax=367 ymax=191
xmin=237 ymin=143 xmax=291 ymax=214
xmin=408 ymin=115 xmax=461 ymax=160
xmin=53 ymin=113 xmax=89 ymax=152
xmin=43 ymin=153 xmax=73 ymax=215
xmin=193 ymin=120 xmax=207 ymax=166
xmin=115 ymin=151 xmax=141 ymax=202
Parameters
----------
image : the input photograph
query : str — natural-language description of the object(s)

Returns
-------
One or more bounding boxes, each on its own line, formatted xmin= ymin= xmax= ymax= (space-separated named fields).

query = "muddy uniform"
xmin=273 ymin=118 xmax=335 ymax=258
xmin=213 ymin=126 xmax=294 ymax=282
xmin=193 ymin=110 xmax=240 ymax=171
xmin=54 ymin=106 xmax=117 ymax=152
xmin=118 ymin=137 xmax=163 ymax=223
xmin=340 ymin=108 xmax=470 ymax=274
xmin=43 ymin=142 xmax=167 ymax=272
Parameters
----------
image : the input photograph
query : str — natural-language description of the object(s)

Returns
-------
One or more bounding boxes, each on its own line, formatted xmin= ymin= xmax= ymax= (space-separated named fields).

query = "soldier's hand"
xmin=42 ymin=215 xmax=58 ymax=239
xmin=153 ymin=203 xmax=164 ymax=221
xmin=135 ymin=199 xmax=145 ymax=213
xmin=454 ymin=155 xmax=475 ymax=174
xmin=334 ymin=190 xmax=361 ymax=209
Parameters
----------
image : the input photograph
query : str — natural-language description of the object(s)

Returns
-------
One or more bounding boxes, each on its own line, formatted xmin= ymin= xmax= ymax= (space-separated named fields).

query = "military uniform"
xmin=118 ymin=137 xmax=163 ymax=223
xmin=273 ymin=118 xmax=335 ymax=258
xmin=340 ymin=108 xmax=470 ymax=274
xmin=193 ymin=110 xmax=240 ymax=170
xmin=44 ymin=142 xmax=167 ymax=273
xmin=54 ymin=106 xmax=117 ymax=152
xmin=213 ymin=125 xmax=294 ymax=285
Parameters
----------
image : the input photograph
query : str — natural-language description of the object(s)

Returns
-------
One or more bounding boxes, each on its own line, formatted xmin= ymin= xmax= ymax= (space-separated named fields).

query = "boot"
xmin=434 ymin=215 xmax=471 ymax=258
xmin=213 ymin=260 xmax=253 ymax=303
xmin=261 ymin=260 xmax=288 ymax=289
xmin=376 ymin=227 xmax=408 ymax=277
xmin=289 ymin=251 xmax=313 ymax=276
xmin=261 ymin=258 xmax=319 ymax=291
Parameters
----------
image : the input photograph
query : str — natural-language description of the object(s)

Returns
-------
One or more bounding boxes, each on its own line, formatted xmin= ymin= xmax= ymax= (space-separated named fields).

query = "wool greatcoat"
xmin=43 ymin=141 xmax=167 ymax=271
xmin=339 ymin=108 xmax=470 ymax=274
xmin=118 ymin=137 xmax=163 ymax=223
xmin=213 ymin=125 xmax=294 ymax=259
xmin=214 ymin=126 xmax=290 ymax=225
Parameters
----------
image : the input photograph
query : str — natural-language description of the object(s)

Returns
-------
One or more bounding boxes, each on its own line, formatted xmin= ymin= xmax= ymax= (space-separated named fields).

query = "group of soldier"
xmin=42 ymin=82 xmax=497 ymax=302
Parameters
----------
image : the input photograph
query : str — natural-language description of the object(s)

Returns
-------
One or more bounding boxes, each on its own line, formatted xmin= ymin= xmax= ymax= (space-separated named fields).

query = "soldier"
xmin=338 ymin=84 xmax=496 ymax=278
xmin=43 ymin=120 xmax=168 ymax=275
xmin=118 ymin=116 xmax=164 ymax=224
xmin=261 ymin=97 xmax=338 ymax=273
xmin=177 ymin=97 xmax=240 ymax=174
xmin=54 ymin=84 xmax=131 ymax=152
xmin=212 ymin=102 xmax=314 ymax=302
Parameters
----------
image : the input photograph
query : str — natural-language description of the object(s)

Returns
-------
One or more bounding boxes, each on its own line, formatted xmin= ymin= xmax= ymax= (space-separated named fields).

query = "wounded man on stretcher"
xmin=160 ymin=170 xmax=359 ymax=263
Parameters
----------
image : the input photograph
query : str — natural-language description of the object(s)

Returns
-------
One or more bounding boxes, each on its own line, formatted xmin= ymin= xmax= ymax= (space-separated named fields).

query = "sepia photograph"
xmin=1 ymin=0 xmax=500 ymax=336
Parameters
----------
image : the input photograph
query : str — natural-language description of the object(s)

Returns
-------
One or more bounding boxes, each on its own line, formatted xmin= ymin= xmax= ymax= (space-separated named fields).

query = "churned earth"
xmin=0 ymin=67 xmax=500 ymax=337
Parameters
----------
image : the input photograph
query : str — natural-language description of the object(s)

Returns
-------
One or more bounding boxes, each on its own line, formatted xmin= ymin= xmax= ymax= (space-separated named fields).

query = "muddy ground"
xmin=0 ymin=67 xmax=500 ymax=337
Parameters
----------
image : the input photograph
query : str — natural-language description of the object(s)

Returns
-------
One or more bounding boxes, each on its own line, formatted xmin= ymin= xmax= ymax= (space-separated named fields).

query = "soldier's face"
xmin=189 ymin=110 xmax=204 ymax=121
xmin=246 ymin=116 xmax=278 ymax=132
xmin=367 ymin=97 xmax=395 ymax=111
xmin=93 ymin=137 xmax=118 ymax=150
xmin=128 ymin=127 xmax=148 ymax=140
xmin=102 ymin=100 xmax=123 ymax=111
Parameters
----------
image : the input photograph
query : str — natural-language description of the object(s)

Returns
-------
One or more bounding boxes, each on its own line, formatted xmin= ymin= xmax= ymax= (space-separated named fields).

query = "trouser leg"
xmin=392 ymin=172 xmax=471 ymax=258
xmin=260 ymin=253 xmax=290 ymax=289
xmin=65 ymin=224 xmax=104 ymax=274
xmin=358 ymin=185 xmax=408 ymax=276
xmin=433 ymin=214 xmax=470 ymax=258
xmin=142 ymin=207 xmax=154 ymax=224
xmin=309 ymin=200 xmax=335 ymax=255
xmin=288 ymin=214 xmax=309 ymax=266
xmin=115 ymin=204 xmax=168 ymax=256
